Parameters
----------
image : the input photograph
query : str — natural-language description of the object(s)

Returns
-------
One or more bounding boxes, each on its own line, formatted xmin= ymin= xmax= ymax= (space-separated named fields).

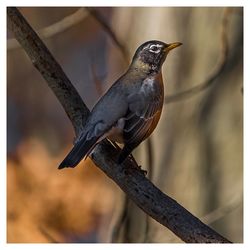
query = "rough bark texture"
xmin=7 ymin=7 xmax=89 ymax=137
xmin=7 ymin=7 xmax=232 ymax=243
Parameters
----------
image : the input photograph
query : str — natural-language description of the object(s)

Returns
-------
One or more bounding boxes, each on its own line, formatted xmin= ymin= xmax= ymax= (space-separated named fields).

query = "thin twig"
xmin=7 ymin=7 xmax=231 ymax=243
xmin=38 ymin=226 xmax=59 ymax=243
xmin=86 ymin=7 xmax=130 ymax=64
xmin=8 ymin=8 xmax=89 ymax=50
xmin=202 ymin=194 xmax=242 ymax=225
xmin=164 ymin=8 xmax=231 ymax=104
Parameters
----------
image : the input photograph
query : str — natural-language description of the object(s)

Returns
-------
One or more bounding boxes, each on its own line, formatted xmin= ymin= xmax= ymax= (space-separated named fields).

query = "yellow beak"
xmin=164 ymin=42 xmax=182 ymax=52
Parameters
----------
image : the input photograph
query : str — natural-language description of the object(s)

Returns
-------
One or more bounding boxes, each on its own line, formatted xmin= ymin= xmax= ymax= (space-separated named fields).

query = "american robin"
xmin=59 ymin=40 xmax=182 ymax=169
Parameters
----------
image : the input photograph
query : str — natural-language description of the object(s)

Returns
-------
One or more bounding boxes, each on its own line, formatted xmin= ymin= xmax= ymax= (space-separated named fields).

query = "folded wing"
xmin=118 ymin=76 xmax=164 ymax=163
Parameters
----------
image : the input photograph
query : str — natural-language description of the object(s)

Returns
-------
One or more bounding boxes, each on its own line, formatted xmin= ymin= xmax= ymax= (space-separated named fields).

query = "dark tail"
xmin=58 ymin=136 xmax=98 ymax=169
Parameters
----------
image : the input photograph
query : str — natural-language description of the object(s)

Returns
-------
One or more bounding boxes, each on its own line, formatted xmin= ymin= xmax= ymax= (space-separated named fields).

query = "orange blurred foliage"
xmin=7 ymin=138 xmax=117 ymax=243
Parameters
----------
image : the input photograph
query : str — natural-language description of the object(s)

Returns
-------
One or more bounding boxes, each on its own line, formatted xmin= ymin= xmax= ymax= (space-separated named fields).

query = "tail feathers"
xmin=58 ymin=137 xmax=98 ymax=169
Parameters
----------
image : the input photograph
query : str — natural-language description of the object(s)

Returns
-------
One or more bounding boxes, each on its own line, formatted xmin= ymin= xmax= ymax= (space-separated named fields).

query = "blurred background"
xmin=7 ymin=7 xmax=243 ymax=243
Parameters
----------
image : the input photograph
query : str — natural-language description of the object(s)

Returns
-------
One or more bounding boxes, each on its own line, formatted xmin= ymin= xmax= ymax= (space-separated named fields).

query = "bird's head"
xmin=131 ymin=40 xmax=182 ymax=73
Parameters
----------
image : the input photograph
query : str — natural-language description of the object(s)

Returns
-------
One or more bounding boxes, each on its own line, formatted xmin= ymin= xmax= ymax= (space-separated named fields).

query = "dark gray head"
xmin=131 ymin=40 xmax=182 ymax=73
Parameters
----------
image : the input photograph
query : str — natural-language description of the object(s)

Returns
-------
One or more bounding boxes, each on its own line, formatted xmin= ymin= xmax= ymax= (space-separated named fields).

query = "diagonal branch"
xmin=7 ymin=7 xmax=231 ymax=243
xmin=8 ymin=7 xmax=89 ymax=50
xmin=202 ymin=194 xmax=242 ymax=225
xmin=7 ymin=7 xmax=89 ymax=137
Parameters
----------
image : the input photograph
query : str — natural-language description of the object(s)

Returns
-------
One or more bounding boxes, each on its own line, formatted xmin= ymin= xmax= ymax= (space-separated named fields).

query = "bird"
xmin=59 ymin=40 xmax=182 ymax=169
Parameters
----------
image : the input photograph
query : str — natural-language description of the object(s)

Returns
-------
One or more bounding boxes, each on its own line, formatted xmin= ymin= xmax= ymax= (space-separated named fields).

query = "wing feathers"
xmin=118 ymin=76 xmax=163 ymax=163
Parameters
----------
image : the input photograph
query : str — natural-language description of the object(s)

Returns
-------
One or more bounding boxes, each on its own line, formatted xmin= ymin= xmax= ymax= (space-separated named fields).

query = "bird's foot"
xmin=126 ymin=161 xmax=147 ymax=176
xmin=127 ymin=155 xmax=147 ymax=176
xmin=137 ymin=165 xmax=147 ymax=176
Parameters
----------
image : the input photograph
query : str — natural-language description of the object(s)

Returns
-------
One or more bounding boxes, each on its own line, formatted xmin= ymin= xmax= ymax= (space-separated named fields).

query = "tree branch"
xmin=202 ymin=194 xmax=242 ymax=225
xmin=8 ymin=7 xmax=89 ymax=50
xmin=86 ymin=7 xmax=130 ymax=64
xmin=7 ymin=7 xmax=231 ymax=243
xmin=7 ymin=7 xmax=88 ymax=137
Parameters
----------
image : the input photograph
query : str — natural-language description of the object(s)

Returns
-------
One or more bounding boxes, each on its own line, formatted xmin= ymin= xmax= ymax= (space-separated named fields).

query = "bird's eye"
xmin=149 ymin=45 xmax=161 ymax=53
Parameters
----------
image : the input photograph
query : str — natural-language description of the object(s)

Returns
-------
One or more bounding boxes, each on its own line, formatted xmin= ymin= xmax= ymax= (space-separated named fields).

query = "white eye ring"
xmin=149 ymin=44 xmax=162 ymax=54
xmin=149 ymin=48 xmax=161 ymax=54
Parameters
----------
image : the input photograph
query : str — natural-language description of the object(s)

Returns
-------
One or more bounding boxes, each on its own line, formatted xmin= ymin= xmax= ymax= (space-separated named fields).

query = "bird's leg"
xmin=109 ymin=140 xmax=147 ymax=175
xmin=110 ymin=141 xmax=122 ymax=150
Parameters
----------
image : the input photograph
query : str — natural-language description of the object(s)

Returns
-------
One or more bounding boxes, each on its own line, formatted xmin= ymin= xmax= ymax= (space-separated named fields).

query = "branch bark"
xmin=7 ymin=7 xmax=232 ymax=243
xmin=7 ymin=7 xmax=88 ymax=137
xmin=8 ymin=8 xmax=89 ymax=50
